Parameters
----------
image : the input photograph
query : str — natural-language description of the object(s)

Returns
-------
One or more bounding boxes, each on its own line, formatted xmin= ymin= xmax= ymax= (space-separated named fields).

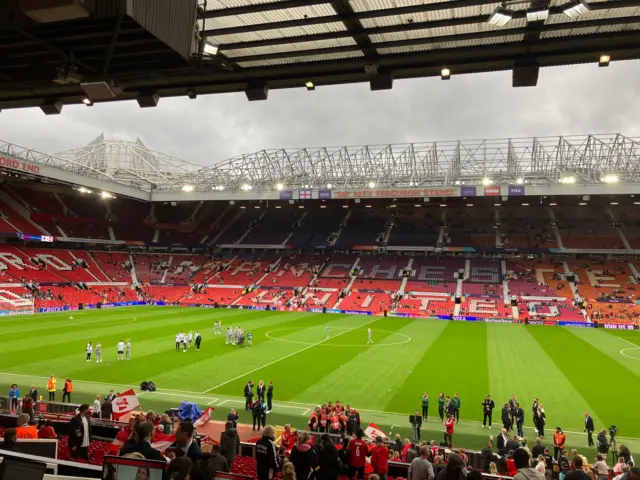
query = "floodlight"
xmin=526 ymin=7 xmax=549 ymax=22
xmin=326 ymin=183 xmax=333 ymax=189
xmin=305 ymin=81 xmax=315 ymax=91
xmin=82 ymin=97 xmax=93 ymax=106
xmin=100 ymin=191 xmax=113 ymax=198
xmin=182 ymin=185 xmax=195 ymax=192
xmin=440 ymin=68 xmax=451 ymax=80
xmin=516 ymin=177 xmax=524 ymax=184
xmin=560 ymin=176 xmax=576 ymax=184
xmin=599 ymin=54 xmax=610 ymax=67
xmin=562 ymin=0 xmax=589 ymax=18
xmin=241 ymin=184 xmax=252 ymax=191
xmin=276 ymin=183 xmax=284 ymax=190
xmin=482 ymin=178 xmax=492 ymax=186
xmin=487 ymin=7 xmax=512 ymax=27
xmin=78 ymin=187 xmax=89 ymax=193
xmin=603 ymin=174 xmax=618 ymax=183
xmin=368 ymin=181 xmax=376 ymax=188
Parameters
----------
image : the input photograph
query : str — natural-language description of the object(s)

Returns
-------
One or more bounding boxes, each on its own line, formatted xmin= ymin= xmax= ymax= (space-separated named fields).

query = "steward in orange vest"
xmin=553 ymin=427 xmax=566 ymax=459
xmin=47 ymin=376 xmax=57 ymax=402
xmin=63 ymin=379 xmax=74 ymax=403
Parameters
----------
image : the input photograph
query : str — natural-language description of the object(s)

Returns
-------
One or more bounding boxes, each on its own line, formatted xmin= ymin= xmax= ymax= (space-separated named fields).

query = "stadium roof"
xmin=0 ymin=0 xmax=640 ymax=111
xmin=2 ymin=133 xmax=639 ymax=195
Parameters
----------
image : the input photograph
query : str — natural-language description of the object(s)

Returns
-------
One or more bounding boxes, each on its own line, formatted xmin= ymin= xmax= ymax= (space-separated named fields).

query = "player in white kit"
xmin=367 ymin=328 xmax=373 ymax=344
xmin=95 ymin=342 xmax=102 ymax=363
xmin=325 ymin=325 xmax=330 ymax=339
xmin=188 ymin=331 xmax=193 ymax=348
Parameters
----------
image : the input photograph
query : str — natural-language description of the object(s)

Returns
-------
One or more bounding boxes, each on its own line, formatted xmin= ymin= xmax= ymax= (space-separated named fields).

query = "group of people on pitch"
xmin=307 ymin=401 xmax=362 ymax=436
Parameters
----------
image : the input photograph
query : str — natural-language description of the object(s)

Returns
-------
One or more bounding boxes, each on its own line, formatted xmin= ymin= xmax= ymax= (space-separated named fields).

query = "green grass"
xmin=2 ymin=307 xmax=640 ymax=456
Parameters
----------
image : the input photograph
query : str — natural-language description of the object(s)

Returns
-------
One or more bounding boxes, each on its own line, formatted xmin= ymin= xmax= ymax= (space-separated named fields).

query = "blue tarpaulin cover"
xmin=178 ymin=401 xmax=202 ymax=421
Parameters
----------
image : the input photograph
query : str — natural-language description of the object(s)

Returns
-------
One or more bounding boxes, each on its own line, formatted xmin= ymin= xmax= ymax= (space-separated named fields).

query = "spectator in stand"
xmin=592 ymin=455 xmax=609 ymax=480
xmin=22 ymin=395 xmax=34 ymax=422
xmin=38 ymin=420 xmax=57 ymax=439
xmin=618 ymin=445 xmax=632 ymax=465
xmin=166 ymin=457 xmax=192 ymax=480
xmin=370 ymin=436 xmax=389 ymax=480
xmin=513 ymin=447 xmax=545 ymax=480
xmin=69 ymin=404 xmax=92 ymax=461
xmin=433 ymin=456 xmax=445 ymax=477
xmin=405 ymin=441 xmax=419 ymax=464
xmin=559 ymin=450 xmax=571 ymax=480
xmin=290 ymin=431 xmax=319 ymax=480
xmin=489 ymin=463 xmax=498 ymax=475
xmin=16 ymin=413 xmax=37 ymax=439
xmin=199 ymin=443 xmax=229 ymax=473
xmin=566 ymin=455 xmax=591 ymax=480
xmin=317 ymin=433 xmax=341 ymax=480
xmin=256 ymin=425 xmax=280 ymax=480
xmin=220 ymin=421 xmax=240 ymax=467
xmin=9 ymin=384 xmax=20 ymax=411
xmin=435 ymin=452 xmax=466 ymax=480
xmin=171 ymin=421 xmax=202 ymax=463
xmin=480 ymin=442 xmax=494 ymax=472
xmin=120 ymin=421 xmax=165 ymax=462
xmin=282 ymin=462 xmax=296 ymax=480
xmin=160 ymin=414 xmax=172 ymax=434
xmin=535 ymin=456 xmax=547 ymax=474
xmin=347 ymin=429 xmax=369 ymax=480
xmin=407 ymin=445 xmax=435 ymax=480
xmin=532 ymin=438 xmax=545 ymax=459
xmin=0 ymin=429 xmax=19 ymax=452
xmin=392 ymin=434 xmax=403 ymax=454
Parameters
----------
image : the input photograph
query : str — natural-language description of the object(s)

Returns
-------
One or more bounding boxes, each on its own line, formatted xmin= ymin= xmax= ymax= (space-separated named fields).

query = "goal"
xmin=0 ymin=289 xmax=35 ymax=316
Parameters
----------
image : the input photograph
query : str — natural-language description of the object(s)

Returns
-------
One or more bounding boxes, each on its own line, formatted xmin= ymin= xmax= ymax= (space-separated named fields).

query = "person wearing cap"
xmin=69 ymin=404 xmax=92 ymax=461
xmin=370 ymin=436 xmax=389 ymax=480
xmin=16 ymin=413 xmax=37 ymax=439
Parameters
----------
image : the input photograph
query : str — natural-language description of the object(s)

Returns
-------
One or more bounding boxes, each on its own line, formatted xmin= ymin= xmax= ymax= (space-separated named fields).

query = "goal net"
xmin=0 ymin=289 xmax=35 ymax=316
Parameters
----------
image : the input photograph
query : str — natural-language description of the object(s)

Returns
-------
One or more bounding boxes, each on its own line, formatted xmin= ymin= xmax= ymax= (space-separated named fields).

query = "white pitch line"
xmin=303 ymin=408 xmax=310 ymax=415
xmin=0 ymin=370 xmax=638 ymax=441
xmin=207 ymin=398 xmax=219 ymax=406
xmin=201 ymin=316 xmax=378 ymax=394
xmin=216 ymin=400 xmax=228 ymax=407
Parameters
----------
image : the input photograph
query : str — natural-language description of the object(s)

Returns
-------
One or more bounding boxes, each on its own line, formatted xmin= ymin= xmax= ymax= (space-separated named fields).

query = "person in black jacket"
xmin=120 ymin=421 xmax=166 ymax=462
xmin=480 ymin=442 xmax=495 ymax=472
xmin=482 ymin=395 xmax=495 ymax=429
xmin=290 ymin=431 xmax=319 ymax=480
xmin=68 ymin=404 xmax=92 ymax=461
xmin=515 ymin=403 xmax=525 ymax=438
xmin=0 ymin=428 xmax=20 ymax=452
xmin=256 ymin=425 xmax=279 ymax=480
xmin=584 ymin=411 xmax=595 ymax=447
xmin=220 ymin=421 xmax=240 ymax=467
xmin=170 ymin=421 xmax=202 ymax=463
xmin=317 ymin=434 xmax=341 ymax=480
xmin=244 ymin=381 xmax=254 ymax=411
xmin=501 ymin=403 xmax=511 ymax=431
xmin=253 ymin=400 xmax=267 ymax=432
xmin=497 ymin=428 xmax=509 ymax=455
xmin=227 ymin=408 xmax=239 ymax=428
xmin=199 ymin=444 xmax=230 ymax=473
xmin=266 ymin=381 xmax=274 ymax=413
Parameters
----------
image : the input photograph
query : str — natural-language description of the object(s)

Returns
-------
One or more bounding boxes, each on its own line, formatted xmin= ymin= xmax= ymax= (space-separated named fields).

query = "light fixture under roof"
xmin=599 ymin=54 xmax=611 ymax=67
xmin=603 ymin=174 xmax=618 ymax=184
xmin=440 ymin=68 xmax=451 ymax=80
xmin=182 ymin=185 xmax=194 ymax=192
xmin=488 ymin=6 xmax=513 ymax=27
xmin=203 ymin=41 xmax=219 ymax=56
xmin=482 ymin=177 xmax=492 ymax=186
xmin=526 ymin=7 xmax=549 ymax=22
xmin=305 ymin=81 xmax=315 ymax=91
xmin=516 ymin=177 xmax=524 ymax=184
xmin=560 ymin=176 xmax=576 ymax=184
xmin=562 ymin=0 xmax=590 ymax=18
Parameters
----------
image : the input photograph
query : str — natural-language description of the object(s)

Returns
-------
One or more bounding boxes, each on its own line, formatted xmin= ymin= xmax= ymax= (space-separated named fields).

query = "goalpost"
xmin=0 ymin=289 xmax=36 ymax=316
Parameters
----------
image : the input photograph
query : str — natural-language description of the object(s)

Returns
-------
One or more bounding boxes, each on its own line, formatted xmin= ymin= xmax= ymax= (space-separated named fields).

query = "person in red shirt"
xmin=329 ymin=411 xmax=341 ymax=434
xmin=308 ymin=410 xmax=319 ymax=432
xmin=38 ymin=420 xmax=57 ymax=439
xmin=369 ymin=436 xmax=389 ymax=480
xmin=444 ymin=415 xmax=455 ymax=447
xmin=347 ymin=429 xmax=369 ymax=479
xmin=280 ymin=424 xmax=297 ymax=454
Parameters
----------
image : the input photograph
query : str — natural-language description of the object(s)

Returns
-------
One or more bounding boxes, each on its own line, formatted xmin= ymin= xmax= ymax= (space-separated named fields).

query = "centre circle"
xmin=265 ymin=327 xmax=412 ymax=347
xmin=620 ymin=347 xmax=640 ymax=361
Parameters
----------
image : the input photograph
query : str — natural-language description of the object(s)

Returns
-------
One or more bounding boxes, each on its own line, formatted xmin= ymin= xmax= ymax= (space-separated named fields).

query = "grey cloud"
xmin=0 ymin=61 xmax=638 ymax=166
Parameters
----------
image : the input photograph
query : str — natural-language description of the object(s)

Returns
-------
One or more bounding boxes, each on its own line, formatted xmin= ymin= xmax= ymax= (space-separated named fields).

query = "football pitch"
xmin=1 ymin=306 xmax=639 ymax=454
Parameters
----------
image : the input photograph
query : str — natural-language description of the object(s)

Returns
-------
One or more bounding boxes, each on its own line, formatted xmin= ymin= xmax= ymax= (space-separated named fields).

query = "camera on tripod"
xmin=609 ymin=425 xmax=617 ymax=440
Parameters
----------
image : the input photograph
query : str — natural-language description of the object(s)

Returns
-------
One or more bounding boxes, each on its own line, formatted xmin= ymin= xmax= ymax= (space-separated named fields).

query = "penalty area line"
xmin=201 ymin=317 xmax=378 ymax=394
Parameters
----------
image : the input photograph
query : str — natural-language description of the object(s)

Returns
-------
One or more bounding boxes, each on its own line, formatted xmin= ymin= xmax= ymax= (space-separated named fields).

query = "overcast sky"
xmin=0 ymin=61 xmax=638 ymax=166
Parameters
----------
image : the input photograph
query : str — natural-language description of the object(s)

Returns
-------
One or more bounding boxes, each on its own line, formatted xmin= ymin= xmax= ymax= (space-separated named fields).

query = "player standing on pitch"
xmin=195 ymin=331 xmax=201 ymax=350
xmin=86 ymin=342 xmax=93 ymax=362
xmin=325 ymin=325 xmax=330 ymax=338
xmin=367 ymin=328 xmax=373 ymax=344
xmin=117 ymin=339 xmax=125 ymax=361
xmin=125 ymin=339 xmax=131 ymax=360
xmin=95 ymin=342 xmax=102 ymax=363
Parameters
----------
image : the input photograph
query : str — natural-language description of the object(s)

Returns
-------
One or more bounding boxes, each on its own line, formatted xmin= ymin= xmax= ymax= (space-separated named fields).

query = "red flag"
xmin=364 ymin=422 xmax=388 ymax=441
xmin=112 ymin=389 xmax=140 ymax=420
xmin=151 ymin=430 xmax=176 ymax=453
xmin=193 ymin=407 xmax=215 ymax=428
